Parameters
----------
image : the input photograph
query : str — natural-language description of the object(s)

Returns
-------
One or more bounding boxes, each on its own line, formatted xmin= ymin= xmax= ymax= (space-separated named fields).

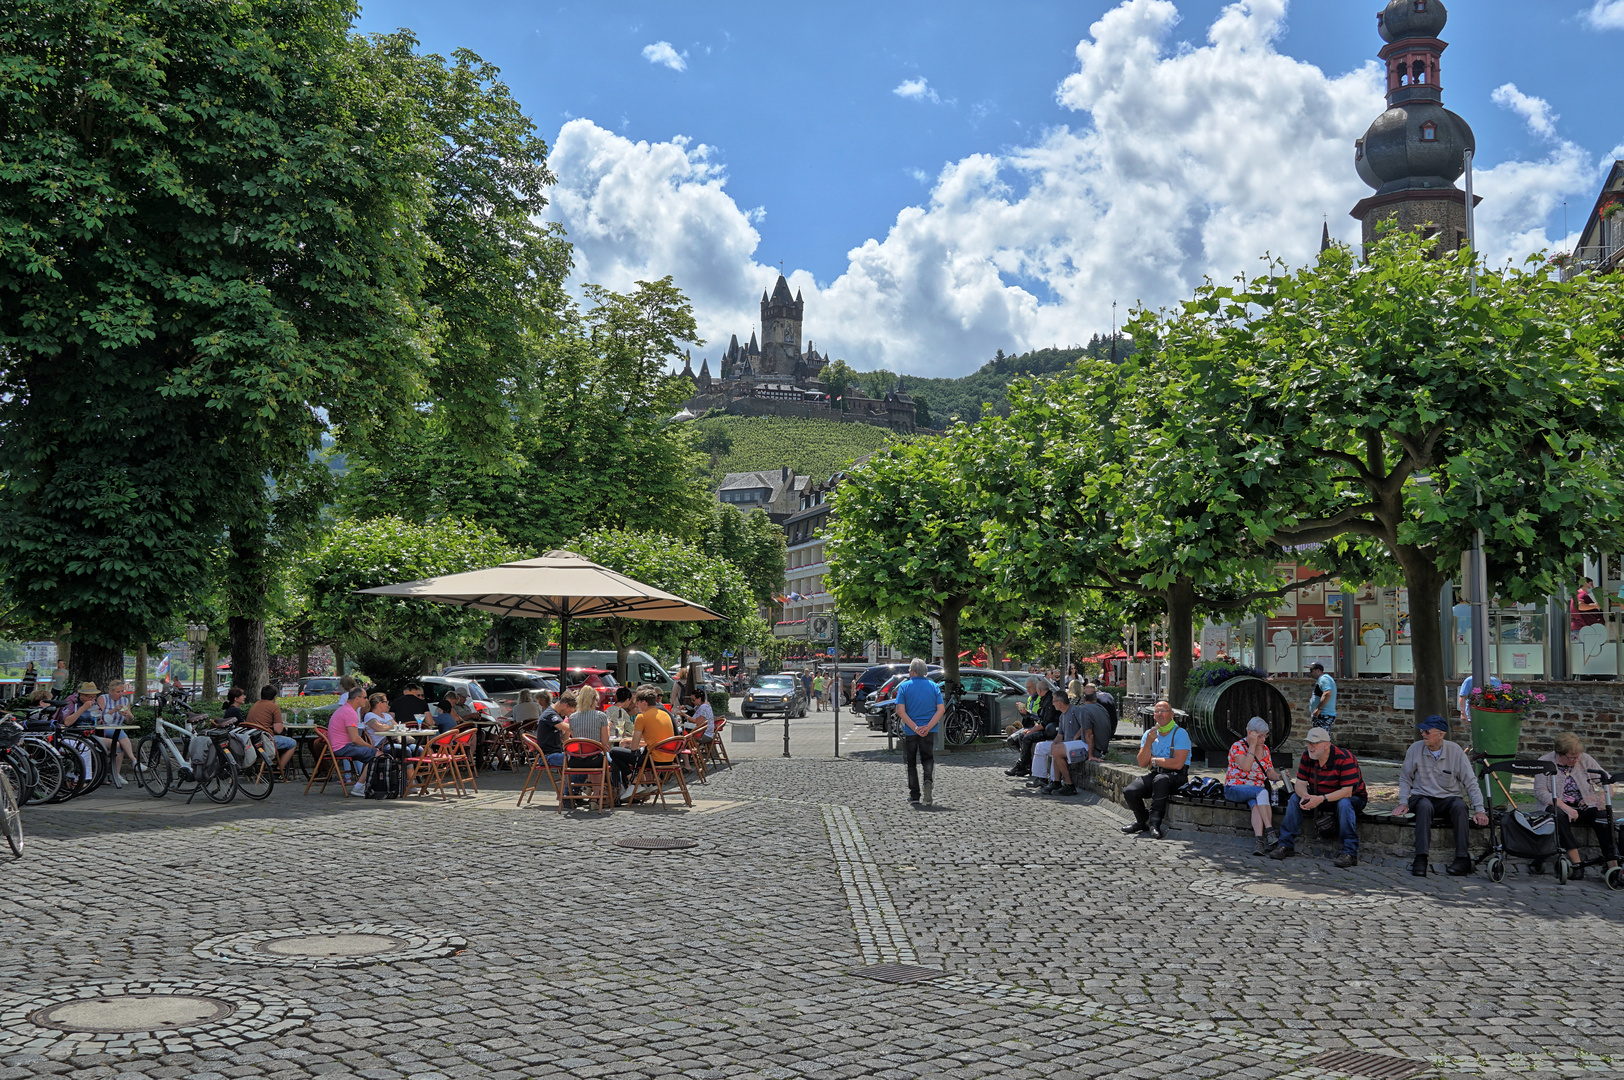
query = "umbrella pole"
xmin=559 ymin=613 xmax=570 ymax=696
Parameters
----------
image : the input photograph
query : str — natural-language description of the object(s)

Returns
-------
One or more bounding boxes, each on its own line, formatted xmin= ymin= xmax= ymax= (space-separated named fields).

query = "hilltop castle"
xmin=680 ymin=274 xmax=923 ymax=434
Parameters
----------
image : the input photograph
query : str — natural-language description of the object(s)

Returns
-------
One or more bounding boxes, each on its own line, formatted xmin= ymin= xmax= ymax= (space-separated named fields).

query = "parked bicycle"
xmin=136 ymin=711 xmax=239 ymax=804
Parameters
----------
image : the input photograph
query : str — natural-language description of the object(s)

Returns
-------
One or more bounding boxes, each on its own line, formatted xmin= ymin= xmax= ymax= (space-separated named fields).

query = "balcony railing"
xmin=1559 ymin=235 xmax=1624 ymax=281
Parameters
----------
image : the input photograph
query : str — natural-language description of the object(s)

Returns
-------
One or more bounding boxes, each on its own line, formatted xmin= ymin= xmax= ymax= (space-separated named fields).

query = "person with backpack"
xmin=326 ymin=687 xmax=376 ymax=796
xmin=1223 ymin=717 xmax=1283 ymax=855
xmin=1121 ymin=700 xmax=1191 ymax=840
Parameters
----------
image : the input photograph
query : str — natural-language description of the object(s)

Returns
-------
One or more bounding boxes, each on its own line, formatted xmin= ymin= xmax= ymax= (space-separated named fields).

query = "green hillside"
xmin=693 ymin=415 xmax=905 ymax=483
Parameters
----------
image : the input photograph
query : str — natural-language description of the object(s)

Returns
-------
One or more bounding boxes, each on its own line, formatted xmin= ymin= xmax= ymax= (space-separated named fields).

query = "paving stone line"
xmin=820 ymin=803 xmax=917 ymax=964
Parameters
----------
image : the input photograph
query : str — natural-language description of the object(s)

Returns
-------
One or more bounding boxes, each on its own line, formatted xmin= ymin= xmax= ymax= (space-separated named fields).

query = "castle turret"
xmin=1350 ymin=0 xmax=1477 ymax=253
xmin=698 ymin=357 xmax=712 ymax=393
xmin=759 ymin=274 xmax=803 ymax=377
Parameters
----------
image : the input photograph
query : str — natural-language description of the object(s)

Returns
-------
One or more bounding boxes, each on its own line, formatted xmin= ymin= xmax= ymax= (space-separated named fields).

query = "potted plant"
xmin=1467 ymin=681 xmax=1546 ymax=805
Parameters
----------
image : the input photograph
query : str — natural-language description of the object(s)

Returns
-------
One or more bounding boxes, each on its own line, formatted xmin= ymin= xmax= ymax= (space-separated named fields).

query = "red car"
xmin=530 ymin=667 xmax=621 ymax=691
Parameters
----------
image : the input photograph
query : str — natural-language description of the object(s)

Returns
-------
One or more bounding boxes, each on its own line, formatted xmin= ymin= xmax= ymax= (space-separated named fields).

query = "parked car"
xmin=297 ymin=676 xmax=343 ymax=696
xmin=439 ymin=666 xmax=559 ymax=707
xmin=530 ymin=667 xmax=620 ymax=692
xmin=742 ymin=673 xmax=807 ymax=718
xmin=852 ymin=663 xmax=939 ymax=714
xmin=418 ymin=676 xmax=500 ymax=717
xmin=866 ymin=668 xmax=1041 ymax=737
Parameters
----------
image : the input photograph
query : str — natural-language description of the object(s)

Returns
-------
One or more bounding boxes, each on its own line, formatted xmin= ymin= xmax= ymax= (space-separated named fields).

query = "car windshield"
xmin=757 ymin=677 xmax=794 ymax=689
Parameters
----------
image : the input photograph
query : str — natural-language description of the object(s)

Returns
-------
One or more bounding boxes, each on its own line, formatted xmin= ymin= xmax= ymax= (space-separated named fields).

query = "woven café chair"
xmin=516 ymin=732 xmax=560 ymax=807
xmin=705 ymin=717 xmax=732 ymax=771
xmin=412 ymin=730 xmax=466 ymax=801
xmin=558 ymin=738 xmax=613 ymax=812
xmin=629 ymin=735 xmax=692 ymax=809
xmin=449 ymin=728 xmax=480 ymax=793
xmin=303 ymin=728 xmax=351 ymax=796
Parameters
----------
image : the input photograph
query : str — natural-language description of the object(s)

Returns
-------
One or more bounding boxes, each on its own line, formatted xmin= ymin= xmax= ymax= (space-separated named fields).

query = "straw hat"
xmin=77 ymin=681 xmax=99 ymax=696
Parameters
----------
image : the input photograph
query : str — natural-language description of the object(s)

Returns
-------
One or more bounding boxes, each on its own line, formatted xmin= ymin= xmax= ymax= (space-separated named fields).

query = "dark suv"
xmin=852 ymin=663 xmax=938 ymax=713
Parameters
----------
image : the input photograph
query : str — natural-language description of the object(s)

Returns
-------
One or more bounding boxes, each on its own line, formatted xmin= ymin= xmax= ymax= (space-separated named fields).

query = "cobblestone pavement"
xmin=1 ymin=725 xmax=1621 ymax=1080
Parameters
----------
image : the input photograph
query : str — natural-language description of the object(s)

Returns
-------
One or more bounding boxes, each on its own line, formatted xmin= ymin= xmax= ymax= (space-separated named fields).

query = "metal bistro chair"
xmin=449 ymin=728 xmax=480 ymax=793
xmin=629 ymin=735 xmax=692 ymax=809
xmin=412 ymin=730 xmax=467 ymax=801
xmin=516 ymin=732 xmax=560 ymax=808
xmin=678 ymin=729 xmax=708 ymax=785
xmin=558 ymin=738 xmax=613 ymax=812
xmin=705 ymin=717 xmax=732 ymax=771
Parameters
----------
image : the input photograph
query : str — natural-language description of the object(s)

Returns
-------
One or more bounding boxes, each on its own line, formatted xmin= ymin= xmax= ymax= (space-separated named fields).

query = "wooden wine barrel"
xmin=1184 ymin=676 xmax=1292 ymax=752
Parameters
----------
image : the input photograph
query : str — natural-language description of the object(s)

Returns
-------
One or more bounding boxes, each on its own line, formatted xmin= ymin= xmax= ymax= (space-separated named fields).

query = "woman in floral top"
xmin=1224 ymin=717 xmax=1283 ymax=856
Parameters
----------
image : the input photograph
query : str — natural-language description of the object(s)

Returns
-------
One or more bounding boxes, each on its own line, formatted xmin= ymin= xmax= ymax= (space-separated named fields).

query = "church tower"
xmin=759 ymin=275 xmax=803 ymax=377
xmin=1350 ymin=0 xmax=1477 ymax=253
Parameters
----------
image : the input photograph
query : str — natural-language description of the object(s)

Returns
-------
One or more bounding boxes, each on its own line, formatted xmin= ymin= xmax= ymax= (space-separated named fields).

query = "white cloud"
xmin=553 ymin=0 xmax=1603 ymax=376
xmin=641 ymin=41 xmax=688 ymax=72
xmin=893 ymin=77 xmax=942 ymax=104
xmin=1584 ymin=0 xmax=1624 ymax=29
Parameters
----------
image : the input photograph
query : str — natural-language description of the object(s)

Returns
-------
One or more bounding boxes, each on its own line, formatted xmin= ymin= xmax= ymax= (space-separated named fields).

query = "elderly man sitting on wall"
xmin=1391 ymin=714 xmax=1488 ymax=877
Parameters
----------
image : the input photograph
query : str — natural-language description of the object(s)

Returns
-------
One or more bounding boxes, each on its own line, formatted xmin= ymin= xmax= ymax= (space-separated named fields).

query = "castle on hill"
xmin=680 ymin=274 xmax=924 ymax=435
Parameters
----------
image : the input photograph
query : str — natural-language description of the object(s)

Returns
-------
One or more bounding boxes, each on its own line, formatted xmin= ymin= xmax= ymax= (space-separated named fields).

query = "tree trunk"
xmin=229 ymin=616 xmax=270 ymax=696
xmin=938 ymin=599 xmax=967 ymax=685
xmin=134 ymin=645 xmax=148 ymax=698
xmin=1164 ymin=577 xmax=1198 ymax=710
xmin=71 ymin=641 xmax=122 ymax=695
xmin=202 ymin=640 xmax=219 ymax=701
xmin=1394 ymin=544 xmax=1451 ymax=721
xmin=333 ymin=644 xmax=345 ymax=679
xmin=297 ymin=642 xmax=310 ymax=681
xmin=54 ymin=637 xmax=71 ymax=671
xmin=610 ymin=620 xmax=629 ymax=685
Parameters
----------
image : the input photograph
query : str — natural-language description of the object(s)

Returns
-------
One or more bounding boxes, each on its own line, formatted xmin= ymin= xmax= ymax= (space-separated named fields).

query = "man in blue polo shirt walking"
xmin=1309 ymin=662 xmax=1337 ymax=731
xmin=896 ymin=657 xmax=946 ymax=806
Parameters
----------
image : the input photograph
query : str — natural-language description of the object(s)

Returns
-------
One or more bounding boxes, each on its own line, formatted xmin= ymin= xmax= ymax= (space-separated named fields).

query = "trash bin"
xmin=1470 ymin=708 xmax=1522 ymax=806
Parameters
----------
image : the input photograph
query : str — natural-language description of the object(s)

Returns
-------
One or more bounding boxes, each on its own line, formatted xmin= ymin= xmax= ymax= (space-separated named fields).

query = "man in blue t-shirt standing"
xmin=1309 ymin=662 xmax=1337 ymax=731
xmin=1121 ymin=700 xmax=1191 ymax=840
xmin=896 ymin=657 xmax=946 ymax=806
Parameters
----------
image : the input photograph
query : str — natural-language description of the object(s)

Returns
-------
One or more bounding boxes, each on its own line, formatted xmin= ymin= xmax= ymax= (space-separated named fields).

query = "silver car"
xmin=742 ymin=674 xmax=807 ymax=718
xmin=440 ymin=666 xmax=560 ymax=707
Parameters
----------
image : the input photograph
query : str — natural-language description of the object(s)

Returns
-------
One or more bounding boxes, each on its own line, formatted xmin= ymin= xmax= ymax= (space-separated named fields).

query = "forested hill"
xmin=855 ymin=333 xmax=1132 ymax=425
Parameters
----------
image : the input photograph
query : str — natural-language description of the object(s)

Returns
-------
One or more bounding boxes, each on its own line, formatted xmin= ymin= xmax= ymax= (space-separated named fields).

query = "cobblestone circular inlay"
xmin=0 ymin=980 xmax=311 ymax=1057
xmin=192 ymin=924 xmax=466 ymax=968
xmin=1191 ymin=873 xmax=1394 ymax=909
xmin=614 ymin=837 xmax=698 ymax=850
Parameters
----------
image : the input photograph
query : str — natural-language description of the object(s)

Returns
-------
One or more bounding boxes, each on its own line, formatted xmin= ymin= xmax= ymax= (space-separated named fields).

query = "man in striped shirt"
xmin=1269 ymin=727 xmax=1368 ymax=868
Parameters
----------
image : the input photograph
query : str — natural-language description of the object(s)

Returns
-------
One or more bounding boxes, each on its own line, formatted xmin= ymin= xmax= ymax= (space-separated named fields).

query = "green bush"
xmin=708 ymin=691 xmax=731 ymax=718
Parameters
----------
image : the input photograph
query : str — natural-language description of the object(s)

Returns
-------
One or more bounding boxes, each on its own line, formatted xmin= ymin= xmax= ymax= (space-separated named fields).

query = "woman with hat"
xmin=1223 ymin=717 xmax=1283 ymax=856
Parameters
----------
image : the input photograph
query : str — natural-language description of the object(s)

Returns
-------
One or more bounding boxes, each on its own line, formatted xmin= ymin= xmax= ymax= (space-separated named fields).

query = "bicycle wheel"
xmin=57 ymin=732 xmax=107 ymax=797
xmin=22 ymin=743 xmax=65 ymax=804
xmin=135 ymin=736 xmax=171 ymax=798
xmin=0 ymin=771 xmax=22 ymax=858
xmin=235 ymin=751 xmax=275 ymax=801
xmin=944 ymin=706 xmax=977 ymax=747
xmin=201 ymin=755 xmax=238 ymax=804
xmin=0 ymin=747 xmax=36 ymax=808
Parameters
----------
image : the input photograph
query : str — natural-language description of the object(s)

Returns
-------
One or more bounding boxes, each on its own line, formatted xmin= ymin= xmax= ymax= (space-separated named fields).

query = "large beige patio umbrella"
xmin=357 ymin=549 xmax=725 ymax=681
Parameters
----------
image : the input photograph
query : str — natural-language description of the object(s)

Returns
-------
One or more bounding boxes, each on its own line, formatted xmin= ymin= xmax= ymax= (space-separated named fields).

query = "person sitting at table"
xmin=387 ymin=683 xmax=431 ymax=728
xmin=625 ymin=685 xmax=677 ymax=801
xmin=325 ymin=687 xmax=375 ymax=796
xmin=436 ymin=690 xmax=473 ymax=733
xmin=244 ymin=685 xmax=298 ymax=777
xmin=606 ymin=687 xmax=636 ymax=741
xmin=94 ymin=679 xmax=139 ymax=788
xmin=533 ymin=690 xmax=567 ymax=769
xmin=509 ymin=688 xmax=543 ymax=727
xmin=361 ymin=692 xmax=394 ymax=743
xmin=220 ymin=686 xmax=249 ymax=726
xmin=684 ymin=689 xmax=717 ymax=739
xmin=1534 ymin=732 xmax=1620 ymax=880
xmin=560 ymin=685 xmax=625 ymax=797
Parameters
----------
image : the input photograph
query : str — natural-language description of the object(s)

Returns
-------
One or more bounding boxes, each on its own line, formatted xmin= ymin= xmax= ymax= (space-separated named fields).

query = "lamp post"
xmin=185 ymin=623 xmax=208 ymax=697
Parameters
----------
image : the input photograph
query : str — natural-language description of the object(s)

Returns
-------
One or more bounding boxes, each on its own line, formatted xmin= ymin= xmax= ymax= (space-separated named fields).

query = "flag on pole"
xmin=155 ymin=653 xmax=171 ymax=678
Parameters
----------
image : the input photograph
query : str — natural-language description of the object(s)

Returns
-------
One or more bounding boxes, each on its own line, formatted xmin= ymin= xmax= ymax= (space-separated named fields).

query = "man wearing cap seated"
xmin=1270 ymin=727 xmax=1367 ymax=868
xmin=1393 ymin=715 xmax=1488 ymax=877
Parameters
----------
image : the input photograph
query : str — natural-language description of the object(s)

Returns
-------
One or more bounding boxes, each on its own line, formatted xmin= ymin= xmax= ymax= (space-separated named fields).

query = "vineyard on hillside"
xmin=693 ymin=416 xmax=906 ymax=482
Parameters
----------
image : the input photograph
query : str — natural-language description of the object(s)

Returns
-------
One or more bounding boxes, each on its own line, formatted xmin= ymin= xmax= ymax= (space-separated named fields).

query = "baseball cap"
xmin=1303 ymin=727 xmax=1330 ymax=744
xmin=1417 ymin=715 xmax=1449 ymax=732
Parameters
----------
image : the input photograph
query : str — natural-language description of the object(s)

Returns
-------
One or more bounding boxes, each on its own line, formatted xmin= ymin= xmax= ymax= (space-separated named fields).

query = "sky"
xmin=355 ymin=0 xmax=1624 ymax=377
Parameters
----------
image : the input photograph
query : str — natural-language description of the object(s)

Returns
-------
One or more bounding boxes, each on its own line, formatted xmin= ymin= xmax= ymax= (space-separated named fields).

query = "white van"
xmin=531 ymin=649 xmax=673 ymax=696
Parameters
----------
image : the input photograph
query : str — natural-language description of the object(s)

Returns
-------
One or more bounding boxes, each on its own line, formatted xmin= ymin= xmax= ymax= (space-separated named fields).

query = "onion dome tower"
xmin=1350 ymin=0 xmax=1478 ymax=253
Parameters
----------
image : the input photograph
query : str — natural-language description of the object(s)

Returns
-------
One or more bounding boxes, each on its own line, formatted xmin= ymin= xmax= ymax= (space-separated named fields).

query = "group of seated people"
xmin=531 ymin=682 xmax=719 ymax=805
xmin=1049 ymin=697 xmax=1621 ymax=878
xmin=1004 ymin=678 xmax=1118 ymax=797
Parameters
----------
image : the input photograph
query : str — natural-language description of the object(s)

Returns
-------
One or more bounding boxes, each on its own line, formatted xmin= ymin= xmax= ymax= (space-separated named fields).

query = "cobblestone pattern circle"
xmin=1190 ymin=873 xmax=1395 ymax=910
xmin=0 ymin=979 xmax=312 ymax=1057
xmin=191 ymin=923 xmax=467 ymax=968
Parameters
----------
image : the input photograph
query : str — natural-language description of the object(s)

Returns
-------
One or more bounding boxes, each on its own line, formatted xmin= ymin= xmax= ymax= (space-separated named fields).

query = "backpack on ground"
xmin=364 ymin=749 xmax=407 ymax=799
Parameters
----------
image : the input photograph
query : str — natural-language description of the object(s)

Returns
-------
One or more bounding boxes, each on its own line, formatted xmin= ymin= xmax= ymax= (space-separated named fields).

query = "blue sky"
xmin=356 ymin=0 xmax=1624 ymax=375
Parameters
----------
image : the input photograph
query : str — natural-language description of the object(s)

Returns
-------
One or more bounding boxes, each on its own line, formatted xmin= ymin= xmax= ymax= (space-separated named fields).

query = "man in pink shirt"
xmin=326 ymin=687 xmax=375 ymax=796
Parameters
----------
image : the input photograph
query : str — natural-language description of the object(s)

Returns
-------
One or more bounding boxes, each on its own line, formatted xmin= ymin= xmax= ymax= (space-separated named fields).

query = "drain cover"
xmin=615 ymin=838 xmax=697 ymax=850
xmin=853 ymin=964 xmax=944 ymax=984
xmin=257 ymin=933 xmax=404 ymax=958
xmin=1303 ymin=1049 xmax=1429 ymax=1079
xmin=30 ymin=994 xmax=233 ymax=1033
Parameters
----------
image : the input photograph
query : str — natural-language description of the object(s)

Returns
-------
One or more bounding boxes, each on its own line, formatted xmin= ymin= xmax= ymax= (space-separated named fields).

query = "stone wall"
xmin=1271 ymin=677 xmax=1624 ymax=765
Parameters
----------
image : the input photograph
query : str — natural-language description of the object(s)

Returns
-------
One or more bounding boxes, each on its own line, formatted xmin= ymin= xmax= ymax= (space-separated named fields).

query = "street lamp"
xmin=185 ymin=623 xmax=207 ymax=688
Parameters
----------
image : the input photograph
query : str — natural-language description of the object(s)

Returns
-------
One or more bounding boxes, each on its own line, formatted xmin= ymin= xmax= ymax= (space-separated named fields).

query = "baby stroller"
xmin=1476 ymin=757 xmax=1624 ymax=888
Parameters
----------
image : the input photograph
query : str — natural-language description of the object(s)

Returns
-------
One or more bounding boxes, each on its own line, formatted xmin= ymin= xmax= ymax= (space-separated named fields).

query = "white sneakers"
xmin=111 ymin=771 xmax=126 ymax=789
xmin=350 ymin=782 xmax=366 ymax=797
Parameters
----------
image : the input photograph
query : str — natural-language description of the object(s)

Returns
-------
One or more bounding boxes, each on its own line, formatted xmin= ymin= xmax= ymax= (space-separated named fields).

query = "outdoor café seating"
xmin=303 ymin=728 xmax=353 ymax=796
xmin=516 ymin=732 xmax=557 ymax=808
xmin=629 ymin=735 xmax=693 ymax=809
xmin=558 ymin=737 xmax=613 ymax=812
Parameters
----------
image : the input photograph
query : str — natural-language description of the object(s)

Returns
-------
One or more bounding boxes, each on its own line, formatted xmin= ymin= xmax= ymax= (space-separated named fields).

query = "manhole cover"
xmin=1303 ymin=1049 xmax=1429 ymax=1079
xmin=193 ymin=924 xmax=465 ymax=968
xmin=0 ymin=980 xmax=312 ymax=1056
xmin=853 ymin=964 xmax=944 ymax=984
xmin=615 ymin=838 xmax=697 ymax=850
xmin=30 ymin=994 xmax=233 ymax=1033
xmin=1242 ymin=881 xmax=1353 ymax=902
xmin=257 ymin=933 xmax=405 ymax=958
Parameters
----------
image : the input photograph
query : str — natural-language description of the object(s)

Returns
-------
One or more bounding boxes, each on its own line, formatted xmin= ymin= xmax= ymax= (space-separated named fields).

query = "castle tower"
xmin=1350 ymin=0 xmax=1477 ymax=253
xmin=759 ymin=275 xmax=803 ymax=377
xmin=697 ymin=357 xmax=712 ymax=393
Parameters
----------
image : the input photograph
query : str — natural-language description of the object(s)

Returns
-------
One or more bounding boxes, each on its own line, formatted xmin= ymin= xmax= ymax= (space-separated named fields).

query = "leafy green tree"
xmin=818 ymin=359 xmax=860 ymax=409
xmin=698 ymin=504 xmax=785 ymax=607
xmin=1171 ymin=231 xmax=1624 ymax=718
xmin=338 ymin=277 xmax=708 ymax=550
xmin=826 ymin=431 xmax=1003 ymax=684
xmin=0 ymin=0 xmax=440 ymax=688
xmin=569 ymin=530 xmax=766 ymax=682
xmin=298 ymin=516 xmax=525 ymax=692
